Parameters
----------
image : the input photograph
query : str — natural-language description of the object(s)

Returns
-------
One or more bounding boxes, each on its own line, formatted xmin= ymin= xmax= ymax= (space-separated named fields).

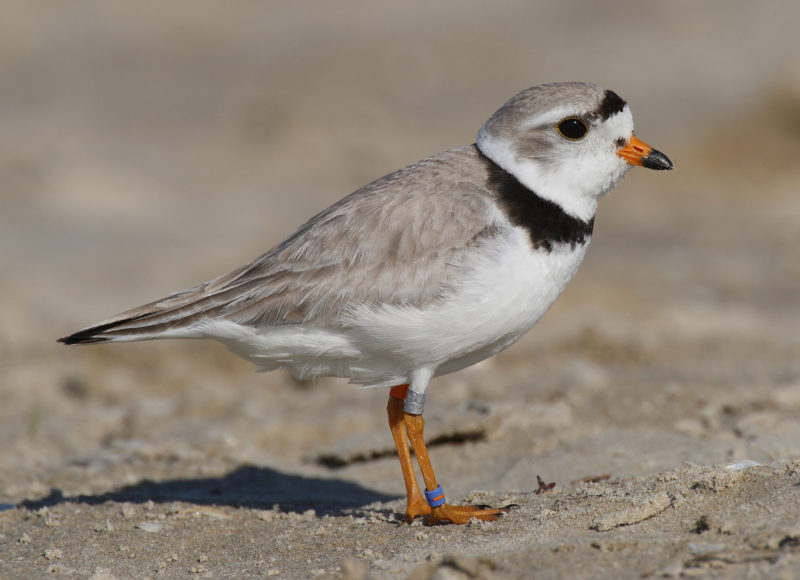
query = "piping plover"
xmin=60 ymin=82 xmax=673 ymax=524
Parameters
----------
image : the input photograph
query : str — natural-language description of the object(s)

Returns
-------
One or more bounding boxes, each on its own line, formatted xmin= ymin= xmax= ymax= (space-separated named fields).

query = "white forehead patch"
xmin=602 ymin=105 xmax=634 ymax=137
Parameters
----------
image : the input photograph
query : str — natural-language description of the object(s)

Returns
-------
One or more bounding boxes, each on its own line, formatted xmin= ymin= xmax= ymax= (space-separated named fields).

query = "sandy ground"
xmin=1 ymin=2 xmax=799 ymax=578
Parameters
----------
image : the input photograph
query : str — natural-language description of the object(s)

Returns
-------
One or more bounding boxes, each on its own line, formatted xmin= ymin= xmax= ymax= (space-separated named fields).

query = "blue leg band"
xmin=424 ymin=485 xmax=446 ymax=507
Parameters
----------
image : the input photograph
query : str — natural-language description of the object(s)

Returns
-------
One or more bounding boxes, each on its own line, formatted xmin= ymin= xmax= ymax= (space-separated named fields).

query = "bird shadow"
xmin=17 ymin=464 xmax=398 ymax=517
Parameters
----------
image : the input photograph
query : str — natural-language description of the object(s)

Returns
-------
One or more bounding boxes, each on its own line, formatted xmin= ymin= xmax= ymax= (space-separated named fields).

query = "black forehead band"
xmin=595 ymin=90 xmax=627 ymax=121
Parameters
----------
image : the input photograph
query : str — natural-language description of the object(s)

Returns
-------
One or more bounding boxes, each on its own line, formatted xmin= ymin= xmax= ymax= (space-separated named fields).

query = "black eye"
xmin=556 ymin=118 xmax=588 ymax=140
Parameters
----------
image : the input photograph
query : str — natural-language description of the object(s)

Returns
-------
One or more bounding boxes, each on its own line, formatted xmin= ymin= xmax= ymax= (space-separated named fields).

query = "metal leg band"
xmin=403 ymin=390 xmax=426 ymax=415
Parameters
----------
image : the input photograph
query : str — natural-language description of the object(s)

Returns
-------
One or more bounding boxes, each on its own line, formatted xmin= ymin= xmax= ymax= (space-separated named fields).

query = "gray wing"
xmin=59 ymin=145 xmax=502 ymax=343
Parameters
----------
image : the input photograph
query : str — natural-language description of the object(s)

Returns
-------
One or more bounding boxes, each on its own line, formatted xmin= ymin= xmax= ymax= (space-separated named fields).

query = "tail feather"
xmin=57 ymin=278 xmax=263 ymax=345
xmin=58 ymin=257 xmax=295 ymax=346
xmin=57 ymin=273 xmax=240 ymax=346
xmin=57 ymin=314 xmax=152 ymax=345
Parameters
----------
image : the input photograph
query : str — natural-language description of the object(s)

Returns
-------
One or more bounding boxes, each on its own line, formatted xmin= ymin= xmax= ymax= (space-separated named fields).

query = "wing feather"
xmin=59 ymin=146 xmax=503 ymax=344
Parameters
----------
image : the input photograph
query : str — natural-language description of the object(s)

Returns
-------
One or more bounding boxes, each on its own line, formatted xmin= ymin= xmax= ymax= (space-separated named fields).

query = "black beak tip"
xmin=642 ymin=149 xmax=674 ymax=171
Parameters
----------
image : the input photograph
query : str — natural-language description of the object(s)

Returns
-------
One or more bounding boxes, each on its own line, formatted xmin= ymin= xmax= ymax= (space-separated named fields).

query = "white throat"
xmin=476 ymin=109 xmax=633 ymax=223
xmin=476 ymin=129 xmax=595 ymax=222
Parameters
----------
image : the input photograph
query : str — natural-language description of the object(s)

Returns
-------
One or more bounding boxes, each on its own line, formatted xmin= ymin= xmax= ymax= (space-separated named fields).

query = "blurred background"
xmin=1 ymin=1 xmax=799 ymax=504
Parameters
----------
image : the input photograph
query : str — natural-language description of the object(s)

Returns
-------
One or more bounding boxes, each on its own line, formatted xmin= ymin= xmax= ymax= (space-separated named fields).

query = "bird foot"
xmin=423 ymin=503 xmax=506 ymax=525
xmin=403 ymin=496 xmax=432 ymax=523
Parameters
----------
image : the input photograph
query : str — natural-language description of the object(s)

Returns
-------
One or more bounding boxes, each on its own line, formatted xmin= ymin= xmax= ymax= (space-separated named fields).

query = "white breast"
xmin=340 ymin=226 xmax=591 ymax=386
xmin=206 ymin=226 xmax=590 ymax=388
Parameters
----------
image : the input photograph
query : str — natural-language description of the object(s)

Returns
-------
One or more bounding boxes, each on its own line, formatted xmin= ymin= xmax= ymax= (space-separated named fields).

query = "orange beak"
xmin=618 ymin=135 xmax=673 ymax=170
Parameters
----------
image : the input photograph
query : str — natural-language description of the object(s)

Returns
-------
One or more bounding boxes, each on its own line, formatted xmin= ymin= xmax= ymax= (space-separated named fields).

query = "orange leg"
xmin=387 ymin=385 xmax=430 ymax=522
xmin=387 ymin=384 xmax=504 ymax=525
xmin=403 ymin=412 xmax=503 ymax=524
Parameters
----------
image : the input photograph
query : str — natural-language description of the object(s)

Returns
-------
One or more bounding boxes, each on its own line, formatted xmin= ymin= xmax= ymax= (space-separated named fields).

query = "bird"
xmin=59 ymin=82 xmax=673 ymax=525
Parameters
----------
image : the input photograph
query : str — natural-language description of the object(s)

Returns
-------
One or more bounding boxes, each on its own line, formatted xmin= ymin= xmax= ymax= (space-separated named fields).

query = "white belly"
xmin=211 ymin=227 xmax=589 ymax=387
xmin=339 ymin=227 xmax=590 ymax=385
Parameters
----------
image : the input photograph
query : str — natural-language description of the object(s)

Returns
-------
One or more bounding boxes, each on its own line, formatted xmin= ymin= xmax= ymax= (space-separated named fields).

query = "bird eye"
xmin=556 ymin=118 xmax=588 ymax=140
